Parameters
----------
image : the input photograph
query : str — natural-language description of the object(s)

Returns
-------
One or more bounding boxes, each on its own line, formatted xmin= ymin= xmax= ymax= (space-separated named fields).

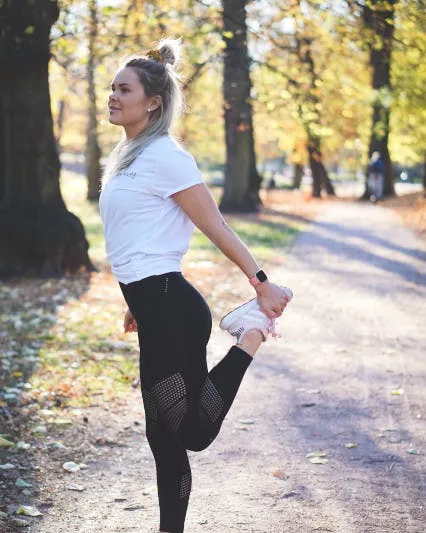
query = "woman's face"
xmin=108 ymin=67 xmax=153 ymax=135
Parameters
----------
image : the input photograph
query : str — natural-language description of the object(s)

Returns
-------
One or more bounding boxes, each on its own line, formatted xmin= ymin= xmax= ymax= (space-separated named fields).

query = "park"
xmin=0 ymin=1 xmax=425 ymax=532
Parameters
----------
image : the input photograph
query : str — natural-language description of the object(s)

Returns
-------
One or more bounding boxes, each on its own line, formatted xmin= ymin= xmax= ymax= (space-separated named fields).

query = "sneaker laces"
xmin=267 ymin=318 xmax=281 ymax=339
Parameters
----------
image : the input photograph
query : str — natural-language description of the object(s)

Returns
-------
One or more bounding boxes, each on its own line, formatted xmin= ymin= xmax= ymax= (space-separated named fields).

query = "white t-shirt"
xmin=99 ymin=135 xmax=204 ymax=284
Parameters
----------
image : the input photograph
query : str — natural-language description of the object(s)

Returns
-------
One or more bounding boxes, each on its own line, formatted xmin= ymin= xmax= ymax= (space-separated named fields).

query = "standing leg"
xmin=120 ymin=273 xmax=263 ymax=531
xmin=143 ymin=388 xmax=191 ymax=533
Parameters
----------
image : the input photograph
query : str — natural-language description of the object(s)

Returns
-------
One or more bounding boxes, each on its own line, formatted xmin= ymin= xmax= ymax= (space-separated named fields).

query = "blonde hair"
xmin=102 ymin=38 xmax=183 ymax=184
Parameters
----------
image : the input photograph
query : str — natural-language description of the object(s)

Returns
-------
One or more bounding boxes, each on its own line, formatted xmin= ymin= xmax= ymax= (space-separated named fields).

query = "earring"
xmin=148 ymin=108 xmax=152 ymax=112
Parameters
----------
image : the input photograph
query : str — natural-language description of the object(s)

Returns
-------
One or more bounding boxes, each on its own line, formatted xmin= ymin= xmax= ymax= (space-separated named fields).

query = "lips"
xmin=109 ymin=107 xmax=120 ymax=112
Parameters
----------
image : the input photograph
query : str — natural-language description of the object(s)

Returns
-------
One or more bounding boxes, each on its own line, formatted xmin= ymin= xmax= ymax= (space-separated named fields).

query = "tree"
xmin=362 ymin=0 xmax=397 ymax=198
xmin=220 ymin=0 xmax=262 ymax=212
xmin=390 ymin=0 xmax=426 ymax=196
xmin=0 ymin=0 xmax=94 ymax=278
xmin=86 ymin=0 xmax=102 ymax=201
xmin=250 ymin=0 xmax=350 ymax=197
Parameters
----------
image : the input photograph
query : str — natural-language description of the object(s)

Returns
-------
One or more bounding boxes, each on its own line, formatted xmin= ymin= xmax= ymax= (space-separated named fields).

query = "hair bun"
xmin=158 ymin=38 xmax=182 ymax=67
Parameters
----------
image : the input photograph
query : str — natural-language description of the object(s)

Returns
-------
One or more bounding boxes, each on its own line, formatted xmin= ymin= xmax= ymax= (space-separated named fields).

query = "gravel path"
xmin=27 ymin=200 xmax=425 ymax=533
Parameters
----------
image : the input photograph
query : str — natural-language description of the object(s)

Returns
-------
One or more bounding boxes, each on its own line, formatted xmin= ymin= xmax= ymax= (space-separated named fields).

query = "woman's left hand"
xmin=124 ymin=308 xmax=138 ymax=333
xmin=255 ymin=282 xmax=292 ymax=319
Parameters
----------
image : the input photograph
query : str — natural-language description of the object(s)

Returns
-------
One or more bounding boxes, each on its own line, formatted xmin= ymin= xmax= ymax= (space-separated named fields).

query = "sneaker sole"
xmin=219 ymin=286 xmax=293 ymax=331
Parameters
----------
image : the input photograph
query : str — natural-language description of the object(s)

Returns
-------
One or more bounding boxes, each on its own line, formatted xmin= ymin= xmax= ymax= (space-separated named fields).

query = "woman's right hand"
xmin=124 ymin=308 xmax=138 ymax=333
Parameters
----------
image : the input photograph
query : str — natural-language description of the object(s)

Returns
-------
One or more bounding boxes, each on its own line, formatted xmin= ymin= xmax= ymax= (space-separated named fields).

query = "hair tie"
xmin=146 ymin=49 xmax=163 ymax=63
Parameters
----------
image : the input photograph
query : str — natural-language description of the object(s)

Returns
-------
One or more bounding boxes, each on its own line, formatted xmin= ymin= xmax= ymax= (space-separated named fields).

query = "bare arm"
xmin=172 ymin=183 xmax=289 ymax=318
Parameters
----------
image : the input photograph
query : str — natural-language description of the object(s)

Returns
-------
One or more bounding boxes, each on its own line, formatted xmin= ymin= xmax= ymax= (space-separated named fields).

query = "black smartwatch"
xmin=249 ymin=269 xmax=268 ymax=286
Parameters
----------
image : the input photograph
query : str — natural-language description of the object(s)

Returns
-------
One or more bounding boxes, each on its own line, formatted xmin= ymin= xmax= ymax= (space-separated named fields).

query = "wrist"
xmin=249 ymin=269 xmax=268 ymax=288
xmin=254 ymin=279 xmax=271 ymax=294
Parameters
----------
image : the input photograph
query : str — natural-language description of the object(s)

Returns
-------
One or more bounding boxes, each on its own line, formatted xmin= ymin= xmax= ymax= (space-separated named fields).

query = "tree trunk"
xmin=295 ymin=36 xmax=335 ymax=198
xmin=0 ymin=0 xmax=95 ymax=278
xmin=219 ymin=0 xmax=261 ymax=213
xmin=86 ymin=0 xmax=102 ymax=201
xmin=362 ymin=0 xmax=397 ymax=199
xmin=292 ymin=163 xmax=303 ymax=189
xmin=423 ymin=151 xmax=426 ymax=198
xmin=56 ymin=99 xmax=66 ymax=153
xmin=307 ymin=140 xmax=336 ymax=198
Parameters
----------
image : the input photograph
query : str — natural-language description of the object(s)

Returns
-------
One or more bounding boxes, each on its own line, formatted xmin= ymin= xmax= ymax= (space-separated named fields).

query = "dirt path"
xmin=24 ymin=201 xmax=426 ymax=533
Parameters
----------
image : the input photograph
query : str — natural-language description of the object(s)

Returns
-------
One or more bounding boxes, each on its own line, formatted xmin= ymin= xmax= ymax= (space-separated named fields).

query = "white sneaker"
xmin=219 ymin=287 xmax=293 ymax=343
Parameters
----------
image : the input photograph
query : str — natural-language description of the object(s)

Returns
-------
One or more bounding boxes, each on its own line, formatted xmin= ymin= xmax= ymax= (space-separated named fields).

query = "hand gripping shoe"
xmin=219 ymin=287 xmax=293 ymax=343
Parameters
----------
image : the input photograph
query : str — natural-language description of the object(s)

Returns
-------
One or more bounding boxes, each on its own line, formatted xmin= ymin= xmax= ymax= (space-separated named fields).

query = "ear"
xmin=149 ymin=95 xmax=162 ymax=112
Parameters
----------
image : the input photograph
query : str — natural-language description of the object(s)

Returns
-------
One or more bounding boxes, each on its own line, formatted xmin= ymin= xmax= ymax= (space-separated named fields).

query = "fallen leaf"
xmin=16 ymin=505 xmax=43 ymax=517
xmin=15 ymin=478 xmax=32 ymax=488
xmin=11 ymin=518 xmax=28 ymax=527
xmin=51 ymin=418 xmax=73 ymax=426
xmin=123 ymin=502 xmax=144 ymax=510
xmin=309 ymin=457 xmax=328 ymax=464
xmin=63 ymin=461 xmax=80 ymax=473
xmin=391 ymin=388 xmax=404 ymax=396
xmin=47 ymin=441 xmax=66 ymax=449
xmin=305 ymin=450 xmax=328 ymax=458
xmin=0 ymin=436 xmax=15 ymax=447
xmin=407 ymin=448 xmax=418 ymax=455
xmin=0 ymin=463 xmax=16 ymax=470
xmin=345 ymin=443 xmax=358 ymax=449
xmin=66 ymin=483 xmax=84 ymax=491
xmin=31 ymin=425 xmax=47 ymax=434
xmin=16 ymin=441 xmax=31 ymax=450
xmin=272 ymin=469 xmax=288 ymax=480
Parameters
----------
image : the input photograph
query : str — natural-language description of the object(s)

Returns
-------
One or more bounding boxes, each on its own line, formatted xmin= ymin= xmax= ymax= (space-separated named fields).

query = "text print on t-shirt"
xmin=117 ymin=170 xmax=137 ymax=179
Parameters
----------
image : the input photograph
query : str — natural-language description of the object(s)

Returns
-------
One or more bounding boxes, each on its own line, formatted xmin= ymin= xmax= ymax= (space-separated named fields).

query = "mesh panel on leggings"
xmin=142 ymin=389 xmax=158 ymax=421
xmin=199 ymin=377 xmax=224 ymax=423
xmin=166 ymin=397 xmax=187 ymax=432
xmin=179 ymin=471 xmax=192 ymax=499
xmin=151 ymin=373 xmax=187 ymax=433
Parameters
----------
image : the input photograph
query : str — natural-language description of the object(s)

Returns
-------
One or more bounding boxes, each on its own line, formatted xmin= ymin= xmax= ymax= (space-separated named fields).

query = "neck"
xmin=124 ymin=118 xmax=150 ymax=140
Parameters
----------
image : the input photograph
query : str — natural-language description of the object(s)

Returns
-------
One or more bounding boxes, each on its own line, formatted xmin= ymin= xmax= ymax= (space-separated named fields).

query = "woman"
xmin=99 ymin=38 xmax=292 ymax=533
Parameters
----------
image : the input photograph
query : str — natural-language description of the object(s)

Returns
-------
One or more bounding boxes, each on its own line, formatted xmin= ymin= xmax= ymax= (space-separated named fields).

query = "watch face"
xmin=256 ymin=270 xmax=268 ymax=283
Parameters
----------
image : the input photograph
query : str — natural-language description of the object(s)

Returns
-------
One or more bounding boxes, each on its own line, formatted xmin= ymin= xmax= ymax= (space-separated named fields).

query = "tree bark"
xmin=423 ymin=151 xmax=426 ymax=198
xmin=0 ymin=0 xmax=94 ymax=278
xmin=292 ymin=163 xmax=303 ymax=190
xmin=86 ymin=0 xmax=102 ymax=201
xmin=362 ymin=0 xmax=397 ymax=199
xmin=219 ymin=0 xmax=261 ymax=213
xmin=307 ymin=139 xmax=335 ymax=198
xmin=295 ymin=36 xmax=335 ymax=198
xmin=56 ymin=99 xmax=66 ymax=152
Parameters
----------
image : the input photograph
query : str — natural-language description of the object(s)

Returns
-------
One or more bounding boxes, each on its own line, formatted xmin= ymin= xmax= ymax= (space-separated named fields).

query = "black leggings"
xmin=120 ymin=272 xmax=252 ymax=533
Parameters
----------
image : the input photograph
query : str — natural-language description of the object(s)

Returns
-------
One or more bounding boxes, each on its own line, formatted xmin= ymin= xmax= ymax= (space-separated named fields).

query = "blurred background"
xmin=50 ymin=0 xmax=424 ymax=201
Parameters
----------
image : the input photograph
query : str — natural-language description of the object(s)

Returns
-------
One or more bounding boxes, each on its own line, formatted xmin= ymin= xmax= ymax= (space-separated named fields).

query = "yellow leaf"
xmin=305 ymin=450 xmax=328 ymax=458
xmin=309 ymin=457 xmax=328 ymax=464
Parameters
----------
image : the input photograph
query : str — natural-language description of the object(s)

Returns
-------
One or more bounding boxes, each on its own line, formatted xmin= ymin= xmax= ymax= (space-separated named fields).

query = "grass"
xmin=60 ymin=171 xmax=301 ymax=267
